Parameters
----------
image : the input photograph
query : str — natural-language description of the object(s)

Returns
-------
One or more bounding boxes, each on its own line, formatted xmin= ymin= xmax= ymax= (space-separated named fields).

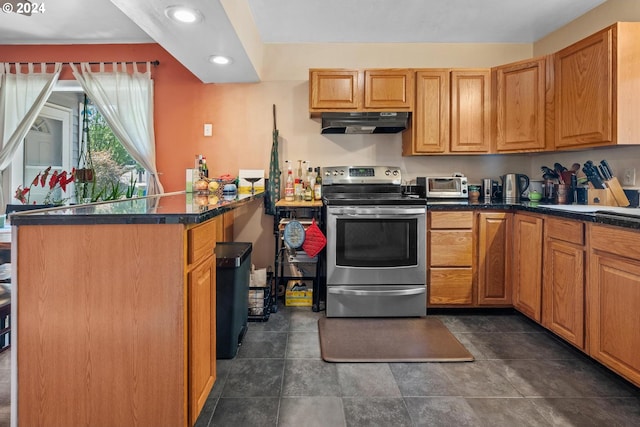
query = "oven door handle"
xmin=329 ymin=207 xmax=426 ymax=216
xmin=328 ymin=287 xmax=425 ymax=296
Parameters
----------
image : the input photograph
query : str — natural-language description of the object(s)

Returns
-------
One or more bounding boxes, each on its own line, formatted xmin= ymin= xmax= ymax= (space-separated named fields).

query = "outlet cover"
xmin=622 ymin=168 xmax=636 ymax=186
xmin=203 ymin=123 xmax=213 ymax=137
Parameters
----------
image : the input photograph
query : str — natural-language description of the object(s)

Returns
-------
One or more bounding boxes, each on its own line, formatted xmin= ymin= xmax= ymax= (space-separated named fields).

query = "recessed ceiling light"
xmin=165 ymin=6 xmax=203 ymax=24
xmin=209 ymin=55 xmax=233 ymax=65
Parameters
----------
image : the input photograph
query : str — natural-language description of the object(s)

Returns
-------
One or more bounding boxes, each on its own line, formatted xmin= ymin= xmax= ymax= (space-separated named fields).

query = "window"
xmin=77 ymin=98 xmax=147 ymax=202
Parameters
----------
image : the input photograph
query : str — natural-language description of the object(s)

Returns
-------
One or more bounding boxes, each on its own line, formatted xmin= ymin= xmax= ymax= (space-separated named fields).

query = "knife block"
xmin=587 ymin=188 xmax=619 ymax=206
xmin=605 ymin=177 xmax=630 ymax=207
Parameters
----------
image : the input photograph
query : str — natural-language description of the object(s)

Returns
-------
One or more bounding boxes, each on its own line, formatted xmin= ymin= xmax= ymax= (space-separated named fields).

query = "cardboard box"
xmin=285 ymin=280 xmax=313 ymax=307
xmin=238 ymin=169 xmax=265 ymax=194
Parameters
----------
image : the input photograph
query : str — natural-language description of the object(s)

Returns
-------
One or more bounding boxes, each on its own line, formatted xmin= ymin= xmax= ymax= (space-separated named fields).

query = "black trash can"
xmin=216 ymin=242 xmax=252 ymax=359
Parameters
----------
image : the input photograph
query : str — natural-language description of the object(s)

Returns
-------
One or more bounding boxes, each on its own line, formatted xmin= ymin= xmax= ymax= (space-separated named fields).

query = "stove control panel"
xmin=322 ymin=166 xmax=402 ymax=185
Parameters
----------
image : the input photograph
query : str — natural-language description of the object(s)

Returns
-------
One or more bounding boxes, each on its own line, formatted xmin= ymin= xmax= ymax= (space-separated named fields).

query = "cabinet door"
xmin=494 ymin=58 xmax=547 ymax=152
xmin=309 ymin=69 xmax=360 ymax=110
xmin=543 ymin=239 xmax=584 ymax=349
xmin=554 ymin=28 xmax=613 ymax=148
xmin=406 ymin=70 xmax=450 ymax=154
xmin=450 ymin=70 xmax=491 ymax=153
xmin=363 ymin=69 xmax=414 ymax=110
xmin=477 ymin=212 xmax=512 ymax=305
xmin=512 ymin=213 xmax=543 ymax=321
xmin=188 ymin=254 xmax=216 ymax=425
xmin=589 ymin=253 xmax=640 ymax=386
xmin=589 ymin=224 xmax=640 ymax=387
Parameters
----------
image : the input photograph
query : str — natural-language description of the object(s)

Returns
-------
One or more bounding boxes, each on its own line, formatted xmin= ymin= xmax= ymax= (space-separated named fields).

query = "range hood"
xmin=321 ymin=112 xmax=409 ymax=134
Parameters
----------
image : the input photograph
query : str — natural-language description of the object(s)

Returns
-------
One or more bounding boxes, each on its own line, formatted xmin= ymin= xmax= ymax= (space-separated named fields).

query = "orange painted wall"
xmin=0 ymin=43 xmax=217 ymax=192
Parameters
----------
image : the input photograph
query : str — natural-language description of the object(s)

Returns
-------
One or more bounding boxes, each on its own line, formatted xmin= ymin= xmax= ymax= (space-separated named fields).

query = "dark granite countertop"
xmin=426 ymin=199 xmax=640 ymax=230
xmin=8 ymin=191 xmax=264 ymax=226
xmin=8 ymin=191 xmax=640 ymax=231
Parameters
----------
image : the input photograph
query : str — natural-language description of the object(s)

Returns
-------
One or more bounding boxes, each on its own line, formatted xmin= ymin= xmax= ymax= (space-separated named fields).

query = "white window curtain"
xmin=0 ymin=62 xmax=62 ymax=209
xmin=70 ymin=62 xmax=164 ymax=195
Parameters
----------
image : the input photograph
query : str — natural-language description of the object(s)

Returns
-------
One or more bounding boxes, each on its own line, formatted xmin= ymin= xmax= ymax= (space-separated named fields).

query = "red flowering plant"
xmin=15 ymin=166 xmax=76 ymax=205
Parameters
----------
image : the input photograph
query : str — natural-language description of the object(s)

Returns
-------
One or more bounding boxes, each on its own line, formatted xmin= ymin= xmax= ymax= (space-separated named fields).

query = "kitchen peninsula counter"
xmin=9 ymin=190 xmax=263 ymax=226
xmin=10 ymin=191 xmax=263 ymax=427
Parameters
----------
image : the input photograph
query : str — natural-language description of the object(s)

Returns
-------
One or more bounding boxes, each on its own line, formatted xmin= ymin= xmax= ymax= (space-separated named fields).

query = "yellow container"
xmin=285 ymin=280 xmax=313 ymax=307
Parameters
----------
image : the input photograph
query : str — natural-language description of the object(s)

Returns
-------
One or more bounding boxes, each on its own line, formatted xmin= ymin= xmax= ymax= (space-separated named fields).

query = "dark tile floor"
xmin=1 ymin=307 xmax=639 ymax=427
xmin=196 ymin=306 xmax=640 ymax=427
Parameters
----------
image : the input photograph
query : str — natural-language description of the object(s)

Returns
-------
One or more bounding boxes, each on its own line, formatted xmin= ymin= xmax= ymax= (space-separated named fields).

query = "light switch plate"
xmin=203 ymin=123 xmax=213 ymax=137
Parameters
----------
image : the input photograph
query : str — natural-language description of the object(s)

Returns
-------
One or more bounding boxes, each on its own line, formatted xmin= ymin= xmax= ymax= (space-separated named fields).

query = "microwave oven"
xmin=417 ymin=176 xmax=468 ymax=198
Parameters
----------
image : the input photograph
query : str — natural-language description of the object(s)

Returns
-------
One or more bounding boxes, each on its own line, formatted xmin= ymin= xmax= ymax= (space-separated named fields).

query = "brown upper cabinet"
xmin=309 ymin=68 xmax=414 ymax=113
xmin=493 ymin=56 xmax=552 ymax=153
xmin=403 ymin=69 xmax=491 ymax=155
xmin=555 ymin=22 xmax=640 ymax=149
xmin=403 ymin=70 xmax=450 ymax=154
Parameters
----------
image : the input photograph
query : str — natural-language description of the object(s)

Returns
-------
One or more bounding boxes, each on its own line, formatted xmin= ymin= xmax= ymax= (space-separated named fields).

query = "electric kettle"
xmin=501 ymin=174 xmax=530 ymax=201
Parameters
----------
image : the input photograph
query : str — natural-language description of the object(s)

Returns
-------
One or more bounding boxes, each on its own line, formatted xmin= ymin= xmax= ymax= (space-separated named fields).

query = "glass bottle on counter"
xmin=285 ymin=167 xmax=295 ymax=201
xmin=304 ymin=184 xmax=313 ymax=201
xmin=201 ymin=156 xmax=209 ymax=178
xmin=314 ymin=167 xmax=322 ymax=201
xmin=294 ymin=160 xmax=304 ymax=201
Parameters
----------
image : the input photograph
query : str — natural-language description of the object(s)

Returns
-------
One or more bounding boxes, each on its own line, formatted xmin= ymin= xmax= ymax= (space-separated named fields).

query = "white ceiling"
xmin=0 ymin=0 xmax=606 ymax=83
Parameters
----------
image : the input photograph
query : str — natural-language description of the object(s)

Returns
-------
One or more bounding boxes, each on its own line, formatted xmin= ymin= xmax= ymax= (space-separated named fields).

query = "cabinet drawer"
xmin=188 ymin=219 xmax=217 ymax=265
xmin=546 ymin=217 xmax=584 ymax=245
xmin=429 ymin=268 xmax=473 ymax=304
xmin=430 ymin=230 xmax=473 ymax=266
xmin=430 ymin=211 xmax=473 ymax=229
xmin=590 ymin=223 xmax=640 ymax=257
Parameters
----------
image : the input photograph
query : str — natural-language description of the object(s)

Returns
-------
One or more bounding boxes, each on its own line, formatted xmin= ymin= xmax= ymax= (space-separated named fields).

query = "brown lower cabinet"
xmin=542 ymin=217 xmax=585 ymax=350
xmin=477 ymin=212 xmax=512 ymax=305
xmin=512 ymin=212 xmax=543 ymax=321
xmin=17 ymin=216 xmax=225 ymax=427
xmin=428 ymin=210 xmax=511 ymax=307
xmin=588 ymin=223 xmax=640 ymax=387
xmin=428 ymin=211 xmax=474 ymax=305
xmin=427 ymin=209 xmax=640 ymax=387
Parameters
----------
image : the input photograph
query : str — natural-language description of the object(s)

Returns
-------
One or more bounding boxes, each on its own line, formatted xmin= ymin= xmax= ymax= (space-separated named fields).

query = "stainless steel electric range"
xmin=322 ymin=166 xmax=427 ymax=317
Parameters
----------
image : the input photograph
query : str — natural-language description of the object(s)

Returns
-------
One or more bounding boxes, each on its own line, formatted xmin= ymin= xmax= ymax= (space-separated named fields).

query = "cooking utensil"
xmin=561 ymin=170 xmax=573 ymax=185
xmin=541 ymin=166 xmax=558 ymax=178
xmin=554 ymin=163 xmax=567 ymax=183
xmin=571 ymin=163 xmax=581 ymax=173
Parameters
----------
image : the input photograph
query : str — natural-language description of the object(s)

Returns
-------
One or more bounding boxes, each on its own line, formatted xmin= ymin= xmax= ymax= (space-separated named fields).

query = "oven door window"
xmin=335 ymin=218 xmax=417 ymax=267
